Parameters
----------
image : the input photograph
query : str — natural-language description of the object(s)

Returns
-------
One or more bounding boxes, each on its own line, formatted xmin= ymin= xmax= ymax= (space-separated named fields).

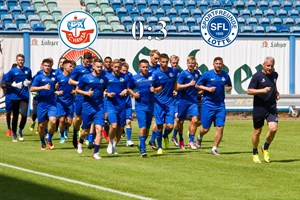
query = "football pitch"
xmin=0 ymin=119 xmax=299 ymax=200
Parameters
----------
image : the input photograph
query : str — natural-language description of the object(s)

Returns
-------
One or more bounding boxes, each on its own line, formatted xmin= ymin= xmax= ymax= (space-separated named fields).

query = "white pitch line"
xmin=0 ymin=162 xmax=153 ymax=200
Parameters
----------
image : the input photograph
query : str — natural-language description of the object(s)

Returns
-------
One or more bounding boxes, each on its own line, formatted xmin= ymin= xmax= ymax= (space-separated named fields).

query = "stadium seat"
xmin=41 ymin=14 xmax=54 ymax=25
xmin=110 ymin=0 xmax=121 ymax=10
xmin=28 ymin=15 xmax=41 ymax=27
xmin=112 ymin=24 xmax=125 ymax=32
xmin=252 ymin=9 xmax=263 ymax=20
xmin=90 ymin=7 xmax=102 ymax=18
xmin=293 ymin=0 xmax=300 ymax=13
xmin=172 ymin=16 xmax=183 ymax=27
xmin=148 ymin=0 xmax=159 ymax=10
xmin=116 ymin=7 xmax=127 ymax=18
xmin=102 ymin=7 xmax=115 ymax=18
xmin=281 ymin=0 xmax=292 ymax=12
xmin=289 ymin=26 xmax=300 ymax=33
xmin=295 ymin=18 xmax=300 ymax=25
xmin=196 ymin=0 xmax=208 ymax=10
xmin=151 ymin=25 xmax=163 ymax=32
xmin=282 ymin=17 xmax=294 ymax=28
xmin=240 ymin=25 xmax=252 ymax=33
xmin=233 ymin=0 xmax=245 ymax=12
xmin=121 ymin=16 xmax=132 ymax=27
xmin=269 ymin=0 xmax=281 ymax=12
xmin=185 ymin=0 xmax=196 ymax=11
xmin=288 ymin=9 xmax=299 ymax=20
xmin=133 ymin=16 xmax=145 ymax=23
xmin=108 ymin=16 xmax=120 ymax=25
xmin=126 ymin=24 xmax=132 ymax=31
xmin=222 ymin=0 xmax=232 ymax=10
xmin=190 ymin=25 xmax=200 ymax=33
xmin=32 ymin=23 xmax=45 ymax=31
xmin=230 ymin=8 xmax=239 ymax=18
xmin=147 ymin=16 xmax=158 ymax=26
xmin=153 ymin=8 xmax=165 ymax=18
xmin=270 ymin=17 xmax=282 ymax=29
xmin=257 ymin=0 xmax=268 ymax=12
xmin=45 ymin=23 xmax=58 ymax=31
xmin=0 ymin=0 xmax=4 ymax=6
xmin=165 ymin=8 xmax=177 ymax=19
xmin=276 ymin=9 xmax=288 ymax=20
xmin=160 ymin=0 xmax=172 ymax=11
xmin=258 ymin=17 xmax=270 ymax=29
xmin=265 ymin=25 xmax=278 ymax=33
xmin=196 ymin=17 xmax=202 ymax=24
xmin=0 ymin=23 xmax=3 ymax=30
xmin=184 ymin=17 xmax=196 ymax=28
xmin=45 ymin=0 xmax=58 ymax=9
xmin=277 ymin=25 xmax=289 ymax=33
xmin=240 ymin=9 xmax=251 ymax=19
xmin=141 ymin=8 xmax=152 ymax=19
xmin=173 ymin=0 xmax=184 ymax=10
xmin=23 ymin=6 xmax=35 ymax=18
xmin=123 ymin=0 xmax=134 ymax=10
xmin=1 ymin=14 xmax=13 ymax=26
xmin=237 ymin=17 xmax=245 ymax=27
xmin=19 ymin=0 xmax=31 ymax=10
xmin=159 ymin=16 xmax=171 ymax=25
xmin=95 ymin=15 xmax=107 ymax=25
xmin=84 ymin=0 xmax=97 ymax=12
xmin=209 ymin=0 xmax=221 ymax=9
xmin=10 ymin=6 xmax=22 ymax=17
xmin=0 ymin=5 xmax=8 ymax=16
xmin=99 ymin=24 xmax=112 ymax=31
xmin=37 ymin=7 xmax=49 ymax=17
xmin=53 ymin=15 xmax=62 ymax=24
xmin=190 ymin=8 xmax=202 ymax=19
xmin=4 ymin=23 xmax=17 ymax=31
xmin=14 ymin=14 xmax=27 ymax=27
xmin=19 ymin=23 xmax=31 ymax=31
xmin=246 ymin=17 xmax=258 ymax=28
xmin=136 ymin=0 xmax=147 ymax=11
xmin=177 ymin=25 xmax=189 ymax=33
xmin=6 ymin=0 xmax=18 ymax=8
xmin=178 ymin=8 xmax=190 ymax=18
xmin=128 ymin=8 xmax=139 ymax=18
xmin=97 ymin=0 xmax=110 ymax=9
xmin=264 ymin=9 xmax=276 ymax=20
xmin=245 ymin=0 xmax=256 ymax=12
xmin=252 ymin=25 xmax=264 ymax=33
xmin=32 ymin=0 xmax=44 ymax=10
xmin=49 ymin=7 xmax=62 ymax=16
xmin=166 ymin=25 xmax=177 ymax=33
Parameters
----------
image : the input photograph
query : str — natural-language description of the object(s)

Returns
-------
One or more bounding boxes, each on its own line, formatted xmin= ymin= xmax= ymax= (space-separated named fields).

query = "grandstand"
xmin=0 ymin=0 xmax=299 ymax=33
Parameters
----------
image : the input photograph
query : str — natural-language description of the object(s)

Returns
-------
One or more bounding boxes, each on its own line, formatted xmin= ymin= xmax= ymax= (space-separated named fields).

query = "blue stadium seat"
xmin=172 ymin=16 xmax=183 ymax=27
xmin=269 ymin=0 xmax=281 ymax=12
xmin=190 ymin=8 xmax=202 ymax=19
xmin=160 ymin=0 xmax=172 ymax=11
xmin=177 ymin=25 xmax=189 ymax=33
xmin=178 ymin=8 xmax=190 ymax=18
xmin=148 ymin=0 xmax=159 ymax=10
xmin=240 ymin=9 xmax=251 ymax=19
xmin=295 ymin=18 xmax=300 ymax=25
xmin=159 ymin=16 xmax=171 ymax=25
xmin=136 ymin=0 xmax=147 ymax=11
xmin=134 ymin=16 xmax=145 ymax=23
xmin=185 ymin=0 xmax=196 ymax=11
xmin=230 ymin=8 xmax=239 ymax=18
xmin=116 ymin=7 xmax=127 ymax=18
xmin=277 ymin=25 xmax=289 ymax=33
xmin=245 ymin=1 xmax=256 ymax=12
xmin=237 ymin=17 xmax=245 ymax=27
xmin=276 ymin=9 xmax=288 ymax=20
xmin=151 ymin=25 xmax=163 ymax=32
xmin=257 ymin=0 xmax=268 ymax=12
xmin=202 ymin=8 xmax=211 ymax=14
xmin=264 ymin=9 xmax=276 ymax=20
xmin=1 ymin=14 xmax=13 ymax=26
xmin=281 ymin=0 xmax=292 ymax=12
xmin=153 ymin=8 xmax=165 ymax=18
xmin=28 ymin=15 xmax=41 ymax=27
xmin=222 ymin=0 xmax=232 ymax=10
xmin=141 ymin=8 xmax=152 ymax=19
xmin=190 ymin=25 xmax=200 ymax=33
xmin=282 ymin=17 xmax=294 ymax=28
xmin=166 ymin=25 xmax=177 ymax=33
xmin=196 ymin=0 xmax=208 ymax=10
xmin=233 ymin=0 xmax=245 ymax=12
xmin=128 ymin=8 xmax=140 ymax=18
xmin=0 ymin=0 xmax=4 ymax=6
xmin=289 ymin=26 xmax=300 ymax=33
xmin=270 ymin=17 xmax=282 ymax=29
xmin=32 ymin=23 xmax=45 ymax=31
xmin=19 ymin=23 xmax=31 ymax=31
xmin=266 ymin=25 xmax=278 ymax=33
xmin=240 ymin=25 xmax=252 ymax=33
xmin=293 ymin=0 xmax=300 ymax=13
xmin=258 ymin=17 xmax=270 ymax=29
xmin=147 ymin=16 xmax=158 ymax=26
xmin=184 ymin=17 xmax=196 ymax=28
xmin=0 ymin=23 xmax=3 ymax=30
xmin=126 ymin=24 xmax=132 ymax=31
xmin=209 ymin=0 xmax=221 ymax=9
xmin=196 ymin=17 xmax=202 ymax=24
xmin=123 ymin=0 xmax=134 ymax=10
xmin=110 ymin=0 xmax=121 ymax=10
xmin=6 ymin=0 xmax=18 ymax=8
xmin=24 ymin=6 xmax=35 ymax=18
xmin=165 ymin=8 xmax=177 ymax=19
xmin=246 ymin=17 xmax=258 ymax=28
xmin=10 ymin=6 xmax=22 ymax=17
xmin=0 ymin=5 xmax=8 ymax=16
xmin=19 ymin=0 xmax=31 ymax=10
xmin=5 ymin=23 xmax=17 ymax=31
xmin=173 ymin=0 xmax=184 ymax=10
xmin=252 ymin=9 xmax=263 ymax=20
xmin=288 ymin=9 xmax=299 ymax=20
xmin=253 ymin=25 xmax=265 ymax=33
xmin=14 ymin=14 xmax=27 ymax=27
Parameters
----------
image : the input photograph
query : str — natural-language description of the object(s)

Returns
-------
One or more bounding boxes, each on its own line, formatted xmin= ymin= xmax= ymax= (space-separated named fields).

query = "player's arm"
xmin=247 ymin=87 xmax=271 ymax=95
xmin=68 ymin=78 xmax=78 ymax=86
xmin=177 ymin=79 xmax=196 ymax=90
xmin=127 ymin=88 xmax=140 ymax=99
xmin=30 ymin=84 xmax=50 ymax=92
xmin=76 ymin=86 xmax=93 ymax=97
xmin=197 ymin=85 xmax=216 ymax=93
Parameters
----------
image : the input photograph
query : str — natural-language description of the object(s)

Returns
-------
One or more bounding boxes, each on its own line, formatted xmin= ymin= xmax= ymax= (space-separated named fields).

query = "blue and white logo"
xmin=200 ymin=9 xmax=238 ymax=48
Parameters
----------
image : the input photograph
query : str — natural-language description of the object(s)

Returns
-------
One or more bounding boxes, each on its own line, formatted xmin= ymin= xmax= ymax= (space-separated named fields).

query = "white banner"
xmin=295 ymin=38 xmax=300 ymax=94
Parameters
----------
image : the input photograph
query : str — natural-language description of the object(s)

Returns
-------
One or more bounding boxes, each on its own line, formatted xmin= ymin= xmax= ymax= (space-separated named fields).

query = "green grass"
xmin=0 ymin=119 xmax=299 ymax=200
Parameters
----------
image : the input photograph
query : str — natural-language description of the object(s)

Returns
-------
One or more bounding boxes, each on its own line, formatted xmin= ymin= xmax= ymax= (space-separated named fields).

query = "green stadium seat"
xmin=41 ymin=14 xmax=54 ymax=25
xmin=99 ymin=24 xmax=112 ymax=32
xmin=45 ymin=23 xmax=58 ymax=31
xmin=95 ymin=15 xmax=107 ymax=25
xmin=108 ymin=15 xmax=120 ymax=26
xmin=112 ymin=24 xmax=125 ymax=32
xmin=90 ymin=7 xmax=102 ymax=17
xmin=37 ymin=7 xmax=49 ymax=17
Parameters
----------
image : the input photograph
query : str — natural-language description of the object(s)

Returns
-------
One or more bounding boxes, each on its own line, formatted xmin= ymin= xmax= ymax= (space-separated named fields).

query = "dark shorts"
xmin=253 ymin=107 xmax=278 ymax=128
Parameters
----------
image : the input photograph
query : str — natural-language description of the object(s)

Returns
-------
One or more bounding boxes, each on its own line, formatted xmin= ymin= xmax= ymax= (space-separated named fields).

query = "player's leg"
xmin=136 ymin=109 xmax=149 ymax=157
xmin=186 ymin=104 xmax=198 ymax=149
xmin=162 ymin=105 xmax=175 ymax=149
xmin=107 ymin=109 xmax=117 ymax=154
xmin=30 ymin=99 xmax=38 ymax=133
xmin=72 ymin=97 xmax=83 ymax=148
xmin=57 ymin=102 xmax=67 ymax=143
xmin=17 ymin=99 xmax=28 ymax=141
xmin=171 ymin=102 xmax=179 ymax=146
xmin=11 ymin=100 xmax=21 ymax=142
xmin=5 ymin=95 xmax=12 ymax=136
xmin=154 ymin=103 xmax=165 ymax=153
xmin=78 ymin=107 xmax=95 ymax=154
xmin=37 ymin=103 xmax=49 ymax=150
xmin=211 ymin=106 xmax=226 ymax=156
xmin=93 ymin=125 xmax=103 ymax=159
xmin=197 ymin=104 xmax=213 ymax=148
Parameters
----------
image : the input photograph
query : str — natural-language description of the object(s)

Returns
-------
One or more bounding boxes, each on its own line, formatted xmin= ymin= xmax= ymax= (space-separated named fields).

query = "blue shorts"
xmin=136 ymin=106 xmax=154 ymax=128
xmin=37 ymin=102 xmax=57 ymax=123
xmin=126 ymin=105 xmax=132 ymax=120
xmin=201 ymin=104 xmax=226 ymax=129
xmin=253 ymin=107 xmax=278 ymax=128
xmin=198 ymin=100 xmax=202 ymax=121
xmin=177 ymin=102 xmax=198 ymax=120
xmin=5 ymin=96 xmax=12 ymax=112
xmin=154 ymin=103 xmax=175 ymax=125
xmin=81 ymin=104 xmax=105 ymax=129
xmin=174 ymin=101 xmax=179 ymax=113
xmin=57 ymin=102 xmax=74 ymax=118
xmin=107 ymin=106 xmax=126 ymax=127
xmin=74 ymin=96 xmax=83 ymax=116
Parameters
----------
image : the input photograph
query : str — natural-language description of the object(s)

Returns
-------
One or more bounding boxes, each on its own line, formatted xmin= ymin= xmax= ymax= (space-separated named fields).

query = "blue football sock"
xmin=156 ymin=131 xmax=162 ymax=149
xmin=48 ymin=134 xmax=53 ymax=142
xmin=94 ymin=144 xmax=100 ymax=154
xmin=179 ymin=133 xmax=183 ymax=141
xmin=88 ymin=133 xmax=94 ymax=143
xmin=189 ymin=134 xmax=195 ymax=143
xmin=173 ymin=129 xmax=178 ymax=137
xmin=45 ymin=129 xmax=49 ymax=135
xmin=263 ymin=141 xmax=270 ymax=150
xmin=139 ymin=136 xmax=146 ymax=152
xmin=18 ymin=129 xmax=23 ymax=136
xmin=163 ymin=128 xmax=172 ymax=138
xmin=40 ymin=137 xmax=46 ymax=145
xmin=150 ymin=131 xmax=156 ymax=142
xmin=126 ymin=128 xmax=132 ymax=140
xmin=60 ymin=130 xmax=64 ymax=138
xmin=85 ymin=135 xmax=89 ymax=141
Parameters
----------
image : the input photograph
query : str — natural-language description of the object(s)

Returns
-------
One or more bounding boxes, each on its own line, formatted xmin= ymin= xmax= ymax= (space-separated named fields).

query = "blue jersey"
xmin=106 ymin=72 xmax=129 ymax=110
xmin=149 ymin=63 xmax=160 ymax=73
xmin=153 ymin=67 xmax=177 ymax=105
xmin=177 ymin=69 xmax=201 ymax=104
xmin=6 ymin=66 xmax=32 ymax=100
xmin=31 ymin=72 xmax=57 ymax=104
xmin=77 ymin=72 xmax=107 ymax=108
xmin=103 ymin=68 xmax=112 ymax=74
xmin=123 ymin=71 xmax=133 ymax=105
xmin=36 ymin=69 xmax=57 ymax=76
xmin=1 ymin=73 xmax=13 ymax=97
xmin=55 ymin=68 xmax=63 ymax=76
xmin=197 ymin=69 xmax=232 ymax=106
xmin=128 ymin=72 xmax=161 ymax=110
xmin=56 ymin=74 xmax=75 ymax=106
xmin=70 ymin=64 xmax=93 ymax=99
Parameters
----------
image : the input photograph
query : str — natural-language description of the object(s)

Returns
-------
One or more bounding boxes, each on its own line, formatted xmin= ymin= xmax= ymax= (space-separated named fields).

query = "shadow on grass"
xmin=271 ymin=159 xmax=300 ymax=163
xmin=0 ymin=174 xmax=93 ymax=200
xmin=221 ymin=151 xmax=252 ymax=155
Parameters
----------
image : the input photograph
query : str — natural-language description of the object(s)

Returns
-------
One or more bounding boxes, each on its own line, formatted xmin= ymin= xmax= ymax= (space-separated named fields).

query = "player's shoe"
xmin=211 ymin=148 xmax=220 ymax=156
xmin=137 ymin=145 xmax=147 ymax=158
xmin=107 ymin=143 xmax=113 ymax=154
xmin=196 ymin=135 xmax=202 ymax=149
xmin=64 ymin=130 xmax=68 ymax=139
xmin=18 ymin=135 xmax=24 ymax=142
xmin=41 ymin=144 xmax=46 ymax=150
xmin=148 ymin=141 xmax=158 ymax=150
xmin=252 ymin=154 xmax=261 ymax=163
xmin=261 ymin=147 xmax=270 ymax=163
xmin=12 ymin=134 xmax=17 ymax=142
xmin=113 ymin=146 xmax=118 ymax=155
xmin=88 ymin=142 xmax=94 ymax=149
xmin=47 ymin=141 xmax=54 ymax=150
xmin=29 ymin=123 xmax=35 ymax=132
xmin=59 ymin=137 xmax=66 ymax=144
xmin=179 ymin=140 xmax=185 ymax=149
xmin=45 ymin=133 xmax=49 ymax=139
xmin=157 ymin=148 xmax=163 ymax=154
xmin=188 ymin=142 xmax=197 ymax=150
xmin=6 ymin=129 xmax=11 ymax=137
xmin=171 ymin=136 xmax=179 ymax=147
xmin=77 ymin=142 xmax=83 ymax=154
xmin=163 ymin=137 xmax=170 ymax=149
xmin=126 ymin=140 xmax=134 ymax=147
xmin=92 ymin=153 xmax=102 ymax=160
